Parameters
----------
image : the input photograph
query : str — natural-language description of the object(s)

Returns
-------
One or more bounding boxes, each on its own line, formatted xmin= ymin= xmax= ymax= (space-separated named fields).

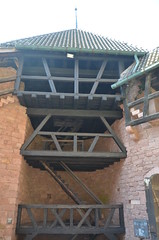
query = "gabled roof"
xmin=0 ymin=29 xmax=146 ymax=56
xmin=111 ymin=47 xmax=159 ymax=89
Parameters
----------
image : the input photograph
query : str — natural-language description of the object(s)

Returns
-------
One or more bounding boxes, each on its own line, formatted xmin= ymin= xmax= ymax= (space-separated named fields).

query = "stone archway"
xmin=144 ymin=168 xmax=159 ymax=240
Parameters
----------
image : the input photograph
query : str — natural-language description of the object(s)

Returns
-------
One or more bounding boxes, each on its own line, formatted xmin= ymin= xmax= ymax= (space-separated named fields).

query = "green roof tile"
xmin=0 ymin=29 xmax=146 ymax=56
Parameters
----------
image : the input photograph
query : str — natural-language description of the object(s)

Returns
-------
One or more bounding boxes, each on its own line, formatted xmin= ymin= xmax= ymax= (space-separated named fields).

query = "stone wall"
xmin=0 ymin=97 xmax=27 ymax=240
xmin=102 ymin=118 xmax=159 ymax=240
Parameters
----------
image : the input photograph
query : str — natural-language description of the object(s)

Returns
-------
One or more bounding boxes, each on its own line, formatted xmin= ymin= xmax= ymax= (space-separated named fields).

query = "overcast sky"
xmin=0 ymin=0 xmax=159 ymax=50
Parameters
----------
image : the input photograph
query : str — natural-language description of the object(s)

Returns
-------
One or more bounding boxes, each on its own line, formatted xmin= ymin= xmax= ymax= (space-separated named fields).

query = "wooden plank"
xmin=51 ymin=134 xmax=62 ymax=152
xmin=51 ymin=209 xmax=66 ymax=228
xmin=70 ymin=208 xmax=74 ymax=227
xmin=14 ymin=56 xmax=23 ymax=92
xmin=95 ymin=209 xmax=99 ymax=227
xmin=73 ymin=135 xmax=77 ymax=152
xmin=76 ymin=209 xmax=91 ymax=227
xmin=88 ymin=136 xmax=99 ymax=152
xmin=0 ymin=76 xmax=16 ymax=83
xmin=17 ymin=90 xmax=122 ymax=100
xmin=104 ymin=208 xmax=115 ymax=228
xmin=27 ymin=108 xmax=122 ymax=119
xmin=60 ymin=162 xmax=103 ymax=204
xmin=26 ymin=208 xmax=37 ymax=229
xmin=121 ymin=85 xmax=131 ymax=123
xmin=22 ymin=150 xmax=126 ymax=158
xmin=16 ymin=206 xmax=22 ymax=228
xmin=143 ymin=74 xmax=151 ymax=117
xmin=21 ymin=114 xmax=51 ymax=151
xmin=128 ymin=90 xmax=159 ymax=108
xmin=39 ymin=131 xmax=112 ymax=138
xmin=42 ymin=58 xmax=56 ymax=93
xmin=0 ymin=89 xmax=14 ymax=96
xmin=17 ymin=226 xmax=125 ymax=235
xmin=90 ymin=60 xmax=107 ymax=94
xmin=128 ymin=112 xmax=159 ymax=126
xmin=74 ymin=59 xmax=79 ymax=94
xmin=41 ymin=162 xmax=82 ymax=204
xmin=43 ymin=208 xmax=47 ymax=227
xmin=77 ymin=208 xmax=92 ymax=228
xmin=18 ymin=203 xmax=123 ymax=209
xmin=119 ymin=205 xmax=125 ymax=228
xmin=100 ymin=117 xmax=126 ymax=153
xmin=50 ymin=209 xmax=66 ymax=228
xmin=21 ymin=75 xmax=117 ymax=83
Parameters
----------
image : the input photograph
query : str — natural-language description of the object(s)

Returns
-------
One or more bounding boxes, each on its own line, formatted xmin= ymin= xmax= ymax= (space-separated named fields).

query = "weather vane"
xmin=75 ymin=7 xmax=78 ymax=29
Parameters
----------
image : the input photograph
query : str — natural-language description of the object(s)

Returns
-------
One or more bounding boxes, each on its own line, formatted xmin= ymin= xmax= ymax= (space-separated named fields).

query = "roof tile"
xmin=0 ymin=29 xmax=146 ymax=55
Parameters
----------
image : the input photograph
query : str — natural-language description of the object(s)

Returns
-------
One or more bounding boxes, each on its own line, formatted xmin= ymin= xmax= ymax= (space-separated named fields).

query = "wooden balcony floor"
xmin=23 ymin=150 xmax=126 ymax=171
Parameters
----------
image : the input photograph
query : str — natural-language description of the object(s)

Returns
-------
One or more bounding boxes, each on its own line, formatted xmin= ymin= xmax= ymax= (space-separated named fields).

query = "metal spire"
xmin=75 ymin=7 xmax=78 ymax=29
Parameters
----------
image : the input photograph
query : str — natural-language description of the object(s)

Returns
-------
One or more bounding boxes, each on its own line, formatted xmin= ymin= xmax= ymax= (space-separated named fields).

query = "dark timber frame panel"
xmin=16 ymin=204 xmax=125 ymax=240
xmin=20 ymin=111 xmax=126 ymax=162
xmin=122 ymin=73 xmax=159 ymax=126
xmin=14 ymin=54 xmax=124 ymax=109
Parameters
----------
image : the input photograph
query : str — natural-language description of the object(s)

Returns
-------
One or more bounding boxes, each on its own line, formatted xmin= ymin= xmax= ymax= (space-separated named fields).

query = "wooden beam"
xmin=14 ymin=56 xmax=23 ymax=92
xmin=90 ymin=60 xmax=107 ymax=94
xmin=17 ymin=90 xmax=123 ymax=100
xmin=88 ymin=136 xmax=99 ymax=152
xmin=39 ymin=131 xmax=112 ymax=138
xmin=21 ymin=150 xmax=126 ymax=159
xmin=128 ymin=112 xmax=159 ymax=126
xmin=0 ymin=76 xmax=16 ymax=83
xmin=0 ymin=89 xmax=14 ymax=96
xmin=27 ymin=108 xmax=122 ymax=119
xmin=74 ymin=59 xmax=79 ymax=94
xmin=60 ymin=161 xmax=103 ymax=204
xmin=121 ymin=85 xmax=131 ymax=124
xmin=51 ymin=134 xmax=62 ymax=152
xmin=21 ymin=114 xmax=51 ymax=151
xmin=100 ymin=117 xmax=126 ymax=153
xmin=118 ymin=61 xmax=125 ymax=76
xmin=128 ymin=90 xmax=159 ymax=109
xmin=143 ymin=74 xmax=151 ymax=117
xmin=73 ymin=135 xmax=77 ymax=152
xmin=42 ymin=58 xmax=56 ymax=93
xmin=21 ymin=74 xmax=117 ymax=83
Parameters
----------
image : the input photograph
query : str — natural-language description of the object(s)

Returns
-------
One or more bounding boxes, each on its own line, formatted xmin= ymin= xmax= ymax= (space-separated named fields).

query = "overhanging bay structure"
xmin=0 ymin=29 xmax=146 ymax=240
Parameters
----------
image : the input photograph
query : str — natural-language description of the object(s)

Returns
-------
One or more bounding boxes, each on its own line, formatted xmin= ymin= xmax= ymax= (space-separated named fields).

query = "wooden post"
xmin=74 ymin=59 xmax=79 ymax=95
xmin=143 ymin=74 xmax=152 ymax=117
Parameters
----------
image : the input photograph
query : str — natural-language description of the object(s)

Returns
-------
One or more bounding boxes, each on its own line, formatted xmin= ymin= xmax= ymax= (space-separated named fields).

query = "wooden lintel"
xmin=0 ymin=89 xmax=14 ymax=96
xmin=21 ymin=150 xmax=126 ymax=159
xmin=128 ymin=112 xmax=159 ymax=126
xmin=27 ymin=108 xmax=122 ymax=119
xmin=0 ymin=76 xmax=16 ymax=83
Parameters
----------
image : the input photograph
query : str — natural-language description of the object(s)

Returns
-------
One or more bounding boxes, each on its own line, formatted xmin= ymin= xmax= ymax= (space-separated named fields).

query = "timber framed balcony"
xmin=14 ymin=54 xmax=124 ymax=110
xmin=21 ymin=110 xmax=126 ymax=171
xmin=16 ymin=204 xmax=125 ymax=240
xmin=122 ymin=73 xmax=159 ymax=126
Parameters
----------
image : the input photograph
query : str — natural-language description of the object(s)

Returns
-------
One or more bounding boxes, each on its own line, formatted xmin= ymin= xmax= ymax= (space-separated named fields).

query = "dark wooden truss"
xmin=21 ymin=110 xmax=127 ymax=171
xmin=16 ymin=203 xmax=125 ymax=240
xmin=122 ymin=72 xmax=159 ymax=126
xmin=13 ymin=53 xmax=131 ymax=110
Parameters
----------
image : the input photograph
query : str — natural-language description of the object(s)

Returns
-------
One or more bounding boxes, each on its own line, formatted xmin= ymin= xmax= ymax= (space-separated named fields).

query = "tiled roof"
xmin=0 ymin=29 xmax=146 ymax=56
xmin=111 ymin=47 xmax=159 ymax=89
xmin=120 ymin=47 xmax=159 ymax=80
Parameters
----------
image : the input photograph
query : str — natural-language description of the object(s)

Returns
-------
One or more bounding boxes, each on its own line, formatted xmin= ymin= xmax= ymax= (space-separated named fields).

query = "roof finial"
xmin=75 ymin=7 xmax=78 ymax=29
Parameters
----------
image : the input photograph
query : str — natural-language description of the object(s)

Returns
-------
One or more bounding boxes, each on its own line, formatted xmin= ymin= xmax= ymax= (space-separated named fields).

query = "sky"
xmin=0 ymin=0 xmax=159 ymax=50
